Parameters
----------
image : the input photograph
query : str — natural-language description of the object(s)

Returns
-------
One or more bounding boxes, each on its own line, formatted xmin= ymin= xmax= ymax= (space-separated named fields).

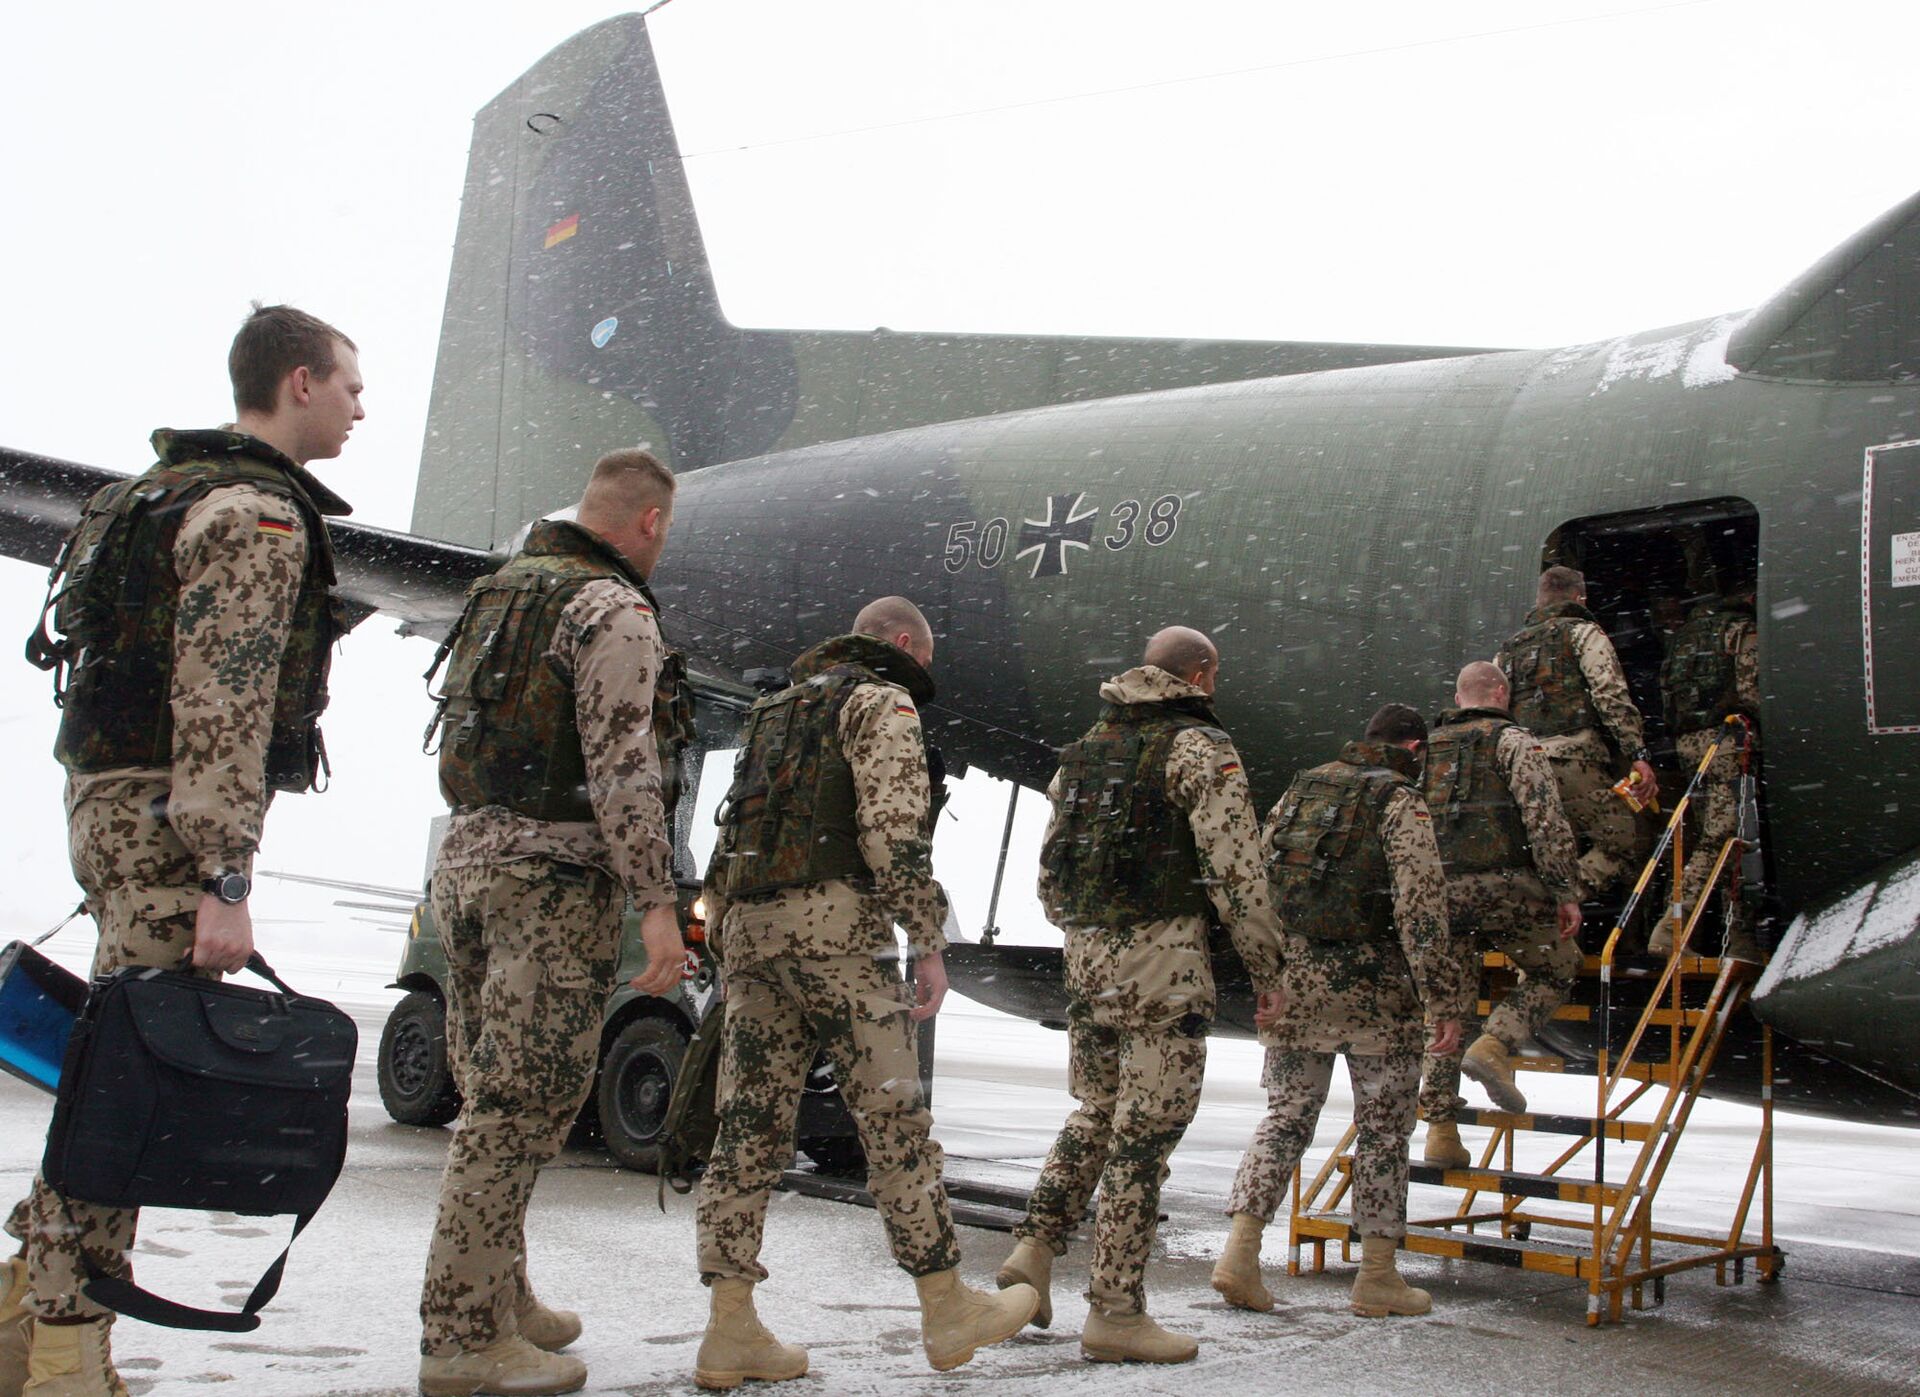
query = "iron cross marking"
xmin=1015 ymin=492 xmax=1099 ymax=579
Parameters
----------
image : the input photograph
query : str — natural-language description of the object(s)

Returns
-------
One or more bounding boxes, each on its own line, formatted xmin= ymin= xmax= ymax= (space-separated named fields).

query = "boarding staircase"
xmin=1287 ymin=716 xmax=1783 ymax=1324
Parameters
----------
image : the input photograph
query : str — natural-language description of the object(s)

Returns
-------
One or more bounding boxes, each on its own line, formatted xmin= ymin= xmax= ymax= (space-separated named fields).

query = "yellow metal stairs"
xmin=1286 ymin=716 xmax=1783 ymax=1324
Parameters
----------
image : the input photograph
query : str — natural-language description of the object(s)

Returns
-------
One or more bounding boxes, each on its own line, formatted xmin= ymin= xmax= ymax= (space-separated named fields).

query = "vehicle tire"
xmin=377 ymin=989 xmax=462 ymax=1127
xmin=598 ymin=1016 xmax=688 ymax=1173
xmin=800 ymin=1134 xmax=867 ymax=1177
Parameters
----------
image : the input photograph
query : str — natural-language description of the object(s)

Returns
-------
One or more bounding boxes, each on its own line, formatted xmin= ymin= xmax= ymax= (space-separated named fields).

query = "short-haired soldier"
xmin=1416 ymin=662 xmax=1584 ymax=1162
xmin=4 ymin=304 xmax=364 ymax=1396
xmin=698 ymin=597 xmax=1038 ymax=1388
xmin=1212 ymin=704 xmax=1468 ymax=1319
xmin=1496 ymin=566 xmax=1657 ymax=900
xmin=416 ymin=448 xmax=686 ymax=1396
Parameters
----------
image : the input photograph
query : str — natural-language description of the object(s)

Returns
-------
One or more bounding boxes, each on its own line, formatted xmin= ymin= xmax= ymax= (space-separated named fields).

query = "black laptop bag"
xmin=41 ymin=953 xmax=357 ymax=1331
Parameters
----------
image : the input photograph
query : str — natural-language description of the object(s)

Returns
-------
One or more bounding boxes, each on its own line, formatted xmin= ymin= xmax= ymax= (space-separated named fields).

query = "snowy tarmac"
xmin=4 ymin=919 xmax=1919 ymax=1395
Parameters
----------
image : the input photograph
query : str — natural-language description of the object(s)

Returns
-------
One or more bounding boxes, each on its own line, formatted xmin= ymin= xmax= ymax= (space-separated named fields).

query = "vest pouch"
xmin=1268 ymin=769 xmax=1393 ymax=943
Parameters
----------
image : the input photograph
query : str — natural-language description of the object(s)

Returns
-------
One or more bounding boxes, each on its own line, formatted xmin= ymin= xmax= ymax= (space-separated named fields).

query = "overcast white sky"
xmin=2 ymin=0 xmax=1918 ymax=947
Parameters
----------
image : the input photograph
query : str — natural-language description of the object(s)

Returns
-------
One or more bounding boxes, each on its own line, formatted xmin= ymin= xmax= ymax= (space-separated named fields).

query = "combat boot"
xmin=417 ymin=1334 xmax=586 ymax=1396
xmin=1 ymin=1255 xmax=28 ymax=1397
xmin=1422 ymin=1119 xmax=1471 ymax=1170
xmin=513 ymin=1291 xmax=581 ymax=1352
xmin=21 ymin=1318 xmax=128 ymax=1397
xmin=994 ymin=1237 xmax=1053 ymax=1328
xmin=1080 ymin=1306 xmax=1198 ymax=1364
xmin=1349 ymin=1235 xmax=1431 ymax=1318
xmin=693 ymin=1278 xmax=806 ymax=1390
xmin=913 ymin=1268 xmax=1038 ymax=1372
xmin=1461 ymin=1035 xmax=1527 ymax=1113
xmin=1209 ymin=1213 xmax=1273 ymax=1312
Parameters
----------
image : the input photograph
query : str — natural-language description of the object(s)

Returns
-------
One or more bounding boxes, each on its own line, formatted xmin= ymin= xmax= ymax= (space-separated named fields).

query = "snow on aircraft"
xmin=0 ymin=13 xmax=1914 ymax=1128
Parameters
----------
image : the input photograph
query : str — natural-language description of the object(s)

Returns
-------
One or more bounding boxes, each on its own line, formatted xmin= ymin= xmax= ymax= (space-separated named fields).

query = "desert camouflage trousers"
xmin=6 ymin=774 xmax=206 ymax=1319
xmin=1544 ymin=734 xmax=1641 ymax=898
xmin=1226 ymin=1048 xmax=1421 ymax=1240
xmin=698 ymin=953 xmax=958 ymax=1282
xmin=1675 ymin=729 xmax=1743 ymax=910
xmin=1420 ymin=872 xmax=1580 ymax=1124
xmin=419 ymin=858 xmax=621 ymax=1356
xmin=1015 ymin=1013 xmax=1207 ymax=1315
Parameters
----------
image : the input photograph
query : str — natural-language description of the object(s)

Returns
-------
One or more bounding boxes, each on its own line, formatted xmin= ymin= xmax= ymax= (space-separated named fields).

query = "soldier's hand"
xmin=1427 ymin=1018 xmax=1463 ymax=1056
xmin=191 ymin=895 xmax=254 ymax=974
xmin=1628 ymin=760 xmax=1658 ymax=805
xmin=910 ymin=949 xmax=949 ymax=1021
xmin=630 ymin=903 xmax=686 ymax=997
xmin=1557 ymin=901 xmax=1583 ymax=940
xmin=1252 ymin=988 xmax=1287 ymax=1030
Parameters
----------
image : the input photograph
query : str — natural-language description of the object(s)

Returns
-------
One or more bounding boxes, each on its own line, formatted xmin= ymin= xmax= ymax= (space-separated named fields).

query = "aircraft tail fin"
xmin=1728 ymin=188 xmax=1920 ymax=382
xmin=412 ymin=15 xmax=1488 ymax=550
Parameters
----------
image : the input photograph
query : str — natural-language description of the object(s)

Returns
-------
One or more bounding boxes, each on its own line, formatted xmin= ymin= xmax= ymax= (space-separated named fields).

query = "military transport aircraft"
xmin=0 ymin=13 xmax=1914 ymax=1127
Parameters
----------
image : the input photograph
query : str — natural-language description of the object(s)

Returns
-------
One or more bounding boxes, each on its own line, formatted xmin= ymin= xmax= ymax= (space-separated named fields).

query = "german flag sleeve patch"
xmin=257 ymin=517 xmax=296 ymax=538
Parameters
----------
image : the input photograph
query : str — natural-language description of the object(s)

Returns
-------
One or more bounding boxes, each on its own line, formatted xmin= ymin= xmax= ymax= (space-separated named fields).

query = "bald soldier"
xmin=1000 ymin=627 xmax=1282 ymax=1364
xmin=1417 ymin=663 xmax=1584 ymax=1160
xmin=1212 ymin=704 xmax=1467 ymax=1319
xmin=417 ymin=450 xmax=685 ymax=1397
xmin=1496 ymin=566 xmax=1657 ymax=900
xmin=699 ymin=597 xmax=1038 ymax=1388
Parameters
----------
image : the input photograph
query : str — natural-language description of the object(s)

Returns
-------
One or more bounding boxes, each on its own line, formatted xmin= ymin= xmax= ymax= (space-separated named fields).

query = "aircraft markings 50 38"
xmin=942 ymin=490 xmax=1185 ymax=580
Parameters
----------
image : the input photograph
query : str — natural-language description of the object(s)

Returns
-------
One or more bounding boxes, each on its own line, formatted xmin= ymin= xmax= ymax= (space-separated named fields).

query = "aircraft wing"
xmin=0 ymin=444 xmax=496 ymax=637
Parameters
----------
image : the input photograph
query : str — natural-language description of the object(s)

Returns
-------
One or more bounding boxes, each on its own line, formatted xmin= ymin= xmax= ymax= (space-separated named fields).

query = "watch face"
xmin=207 ymin=873 xmax=250 ymax=904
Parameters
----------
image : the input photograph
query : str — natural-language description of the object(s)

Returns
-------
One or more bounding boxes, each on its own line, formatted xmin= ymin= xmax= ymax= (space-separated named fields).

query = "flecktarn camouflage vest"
xmin=1040 ymin=697 xmax=1219 ymax=928
xmin=1502 ymin=601 xmax=1603 ymax=739
xmin=709 ymin=633 xmax=938 ymax=900
xmin=428 ymin=519 xmax=688 ymax=822
xmin=1661 ymin=600 xmax=1753 ymax=736
xmin=27 ymin=429 xmax=350 ymax=793
xmin=1420 ymin=708 xmax=1531 ymax=877
xmin=1267 ymin=740 xmax=1418 ymax=943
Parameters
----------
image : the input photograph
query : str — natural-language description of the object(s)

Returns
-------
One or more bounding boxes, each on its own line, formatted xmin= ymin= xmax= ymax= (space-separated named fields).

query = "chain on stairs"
xmin=1286 ymin=714 xmax=1785 ymax=1324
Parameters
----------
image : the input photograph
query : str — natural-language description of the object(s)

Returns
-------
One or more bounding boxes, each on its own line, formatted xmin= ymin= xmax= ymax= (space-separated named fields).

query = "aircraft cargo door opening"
xmin=1541 ymin=499 xmax=1760 ymax=766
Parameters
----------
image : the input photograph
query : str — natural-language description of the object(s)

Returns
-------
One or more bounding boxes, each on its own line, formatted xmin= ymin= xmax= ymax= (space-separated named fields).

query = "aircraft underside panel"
xmin=1753 ymin=845 xmax=1920 ymax=1106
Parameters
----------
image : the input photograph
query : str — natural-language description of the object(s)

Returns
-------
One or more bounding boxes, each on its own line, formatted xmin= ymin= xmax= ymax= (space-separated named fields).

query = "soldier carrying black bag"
xmin=3 ymin=304 xmax=365 ymax=1396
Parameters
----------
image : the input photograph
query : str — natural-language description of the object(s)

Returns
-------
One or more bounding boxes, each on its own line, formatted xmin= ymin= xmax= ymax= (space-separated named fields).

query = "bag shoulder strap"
xmin=80 ymin=1210 xmax=315 ymax=1333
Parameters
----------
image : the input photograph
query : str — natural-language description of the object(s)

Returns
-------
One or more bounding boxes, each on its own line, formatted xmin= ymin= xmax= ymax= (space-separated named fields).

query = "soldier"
xmin=697 ymin=597 xmax=1037 ymax=1388
xmin=416 ymin=449 xmax=685 ymax=1397
xmin=1416 ymin=662 xmax=1584 ymax=1161
xmin=3 ymin=304 xmax=363 ymax=1397
xmin=999 ymin=627 xmax=1282 ymax=1364
xmin=1652 ymin=586 xmax=1761 ymax=959
xmin=1496 ymin=566 xmax=1658 ymax=901
xmin=1211 ymin=704 xmax=1467 ymax=1319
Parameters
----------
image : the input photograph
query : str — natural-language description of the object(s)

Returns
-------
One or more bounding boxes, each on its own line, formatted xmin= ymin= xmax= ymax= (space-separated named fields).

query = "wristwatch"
xmin=201 ymin=872 xmax=251 ymax=905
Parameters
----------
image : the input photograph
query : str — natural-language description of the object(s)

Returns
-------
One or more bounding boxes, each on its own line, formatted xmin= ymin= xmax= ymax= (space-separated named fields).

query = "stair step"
xmin=1454 ymin=1107 xmax=1659 ymax=1142
xmin=1293 ymin=1216 xmax=1594 ymax=1277
xmin=1471 ymin=1001 xmax=1705 ymax=1028
xmin=1337 ymin=1155 xmax=1627 ymax=1204
xmin=1507 ymin=1053 xmax=1677 ymax=1083
xmin=1481 ymin=951 xmax=1726 ymax=979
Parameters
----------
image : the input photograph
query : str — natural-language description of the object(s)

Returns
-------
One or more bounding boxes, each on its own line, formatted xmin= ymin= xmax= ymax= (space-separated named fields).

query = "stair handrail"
xmin=1595 ymin=716 xmax=1753 ymax=1167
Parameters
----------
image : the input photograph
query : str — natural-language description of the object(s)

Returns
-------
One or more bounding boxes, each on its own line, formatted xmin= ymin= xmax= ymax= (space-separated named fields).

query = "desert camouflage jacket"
xmin=1042 ymin=666 xmax=1282 ymax=1030
xmin=1498 ymin=605 xmax=1647 ymax=760
xmin=713 ymin=667 xmax=952 ymax=970
xmin=1261 ymin=774 xmax=1468 ymax=1054
xmin=61 ymin=435 xmax=348 ymax=880
xmin=435 ymin=574 xmax=675 ymax=913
